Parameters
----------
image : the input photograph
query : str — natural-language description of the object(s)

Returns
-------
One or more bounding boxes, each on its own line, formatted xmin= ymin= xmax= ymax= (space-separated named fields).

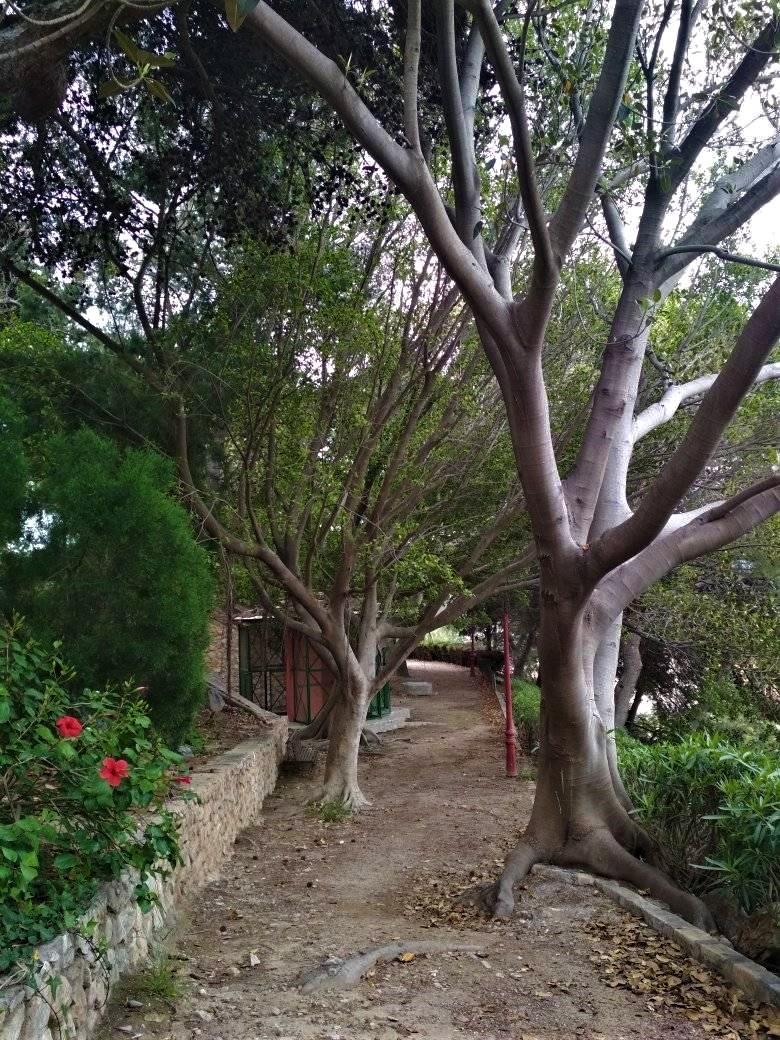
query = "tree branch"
xmin=633 ymin=361 xmax=780 ymax=441
xmin=591 ymin=275 xmax=780 ymax=574
xmin=547 ymin=0 xmax=644 ymax=262
xmin=403 ymin=0 xmax=422 ymax=152
xmin=665 ymin=15 xmax=780 ymax=196
xmin=596 ymin=476 xmax=780 ymax=623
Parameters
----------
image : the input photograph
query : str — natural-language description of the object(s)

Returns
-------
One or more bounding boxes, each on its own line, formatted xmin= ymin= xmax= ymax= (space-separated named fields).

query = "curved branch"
xmin=591 ymin=275 xmax=780 ymax=575
xmin=633 ymin=361 xmax=780 ymax=442
xmin=596 ymin=476 xmax=780 ymax=622
xmin=248 ymin=2 xmax=513 ymax=345
xmin=656 ymin=245 xmax=780 ymax=276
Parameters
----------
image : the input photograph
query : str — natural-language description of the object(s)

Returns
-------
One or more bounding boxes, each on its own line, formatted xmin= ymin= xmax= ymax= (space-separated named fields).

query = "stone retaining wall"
xmin=0 ymin=721 xmax=287 ymax=1040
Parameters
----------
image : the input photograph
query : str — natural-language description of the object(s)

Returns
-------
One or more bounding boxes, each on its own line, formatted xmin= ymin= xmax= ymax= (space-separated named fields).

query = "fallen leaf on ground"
xmin=585 ymin=913 xmax=779 ymax=1040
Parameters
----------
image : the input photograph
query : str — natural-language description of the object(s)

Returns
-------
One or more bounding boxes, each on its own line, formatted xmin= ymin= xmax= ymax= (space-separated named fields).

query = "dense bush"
xmin=0 ymin=625 xmax=186 ymax=974
xmin=512 ymin=679 xmax=541 ymax=753
xmin=3 ymin=428 xmax=215 ymax=742
xmin=618 ymin=731 xmax=780 ymax=916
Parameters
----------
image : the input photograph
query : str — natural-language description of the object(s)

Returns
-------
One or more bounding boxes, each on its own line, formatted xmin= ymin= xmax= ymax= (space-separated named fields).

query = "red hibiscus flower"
xmin=99 ymin=757 xmax=130 ymax=787
xmin=55 ymin=716 xmax=83 ymax=739
xmin=174 ymin=775 xmax=192 ymax=785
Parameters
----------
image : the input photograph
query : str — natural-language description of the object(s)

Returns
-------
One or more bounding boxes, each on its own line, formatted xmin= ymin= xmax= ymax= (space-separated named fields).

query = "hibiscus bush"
xmin=0 ymin=623 xmax=187 ymax=973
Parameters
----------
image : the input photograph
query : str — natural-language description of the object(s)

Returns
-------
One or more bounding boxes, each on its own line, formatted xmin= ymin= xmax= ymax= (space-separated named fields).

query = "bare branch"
xmin=665 ymin=15 xmax=780 ymax=196
xmin=473 ymin=0 xmax=555 ymax=291
xmin=596 ymin=476 xmax=780 ymax=623
xmin=633 ymin=361 xmax=780 ymax=441
xmin=656 ymin=244 xmax=780 ymax=276
xmin=592 ymin=275 xmax=780 ymax=574
xmin=403 ymin=0 xmax=422 ymax=152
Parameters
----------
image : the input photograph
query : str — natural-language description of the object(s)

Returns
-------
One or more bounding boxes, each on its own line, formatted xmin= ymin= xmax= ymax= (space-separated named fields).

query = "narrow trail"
xmin=99 ymin=662 xmax=718 ymax=1040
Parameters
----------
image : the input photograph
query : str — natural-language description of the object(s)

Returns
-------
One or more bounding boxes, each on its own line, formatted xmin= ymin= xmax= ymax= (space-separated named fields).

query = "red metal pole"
xmin=470 ymin=629 xmax=476 ymax=678
xmin=503 ymin=611 xmax=518 ymax=777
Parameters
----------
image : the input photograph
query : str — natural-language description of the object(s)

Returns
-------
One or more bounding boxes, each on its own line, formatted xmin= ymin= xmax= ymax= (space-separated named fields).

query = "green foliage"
xmin=0 ymin=624 xmax=184 ymax=973
xmin=618 ymin=731 xmax=780 ymax=916
xmin=3 ymin=428 xmax=215 ymax=742
xmin=421 ymin=627 xmax=464 ymax=647
xmin=309 ymin=799 xmax=352 ymax=824
xmin=0 ymin=396 xmax=27 ymax=545
xmin=121 ymin=953 xmax=184 ymax=1003
xmin=512 ymin=679 xmax=541 ymax=753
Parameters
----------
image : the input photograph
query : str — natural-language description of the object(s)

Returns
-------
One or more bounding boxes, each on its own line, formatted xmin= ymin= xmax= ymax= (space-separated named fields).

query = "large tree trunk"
xmin=490 ymin=600 xmax=714 ymax=930
xmin=319 ymin=684 xmax=371 ymax=809
xmin=615 ymin=632 xmax=643 ymax=728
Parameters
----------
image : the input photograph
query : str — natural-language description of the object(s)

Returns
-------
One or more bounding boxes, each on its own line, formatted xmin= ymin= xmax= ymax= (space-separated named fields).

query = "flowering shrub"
xmin=0 ymin=622 xmax=185 ymax=973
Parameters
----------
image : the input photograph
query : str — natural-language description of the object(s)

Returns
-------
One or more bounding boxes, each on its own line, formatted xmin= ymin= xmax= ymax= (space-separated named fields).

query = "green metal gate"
xmin=237 ymin=617 xmax=287 ymax=714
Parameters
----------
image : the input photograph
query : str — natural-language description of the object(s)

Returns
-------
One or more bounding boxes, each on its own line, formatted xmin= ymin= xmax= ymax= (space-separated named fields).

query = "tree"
xmin=1 ymin=426 xmax=215 ymax=741
xmin=226 ymin=0 xmax=780 ymax=928
xmin=5 ymin=219 xmax=534 ymax=803
xmin=4 ymin=0 xmax=780 ymax=926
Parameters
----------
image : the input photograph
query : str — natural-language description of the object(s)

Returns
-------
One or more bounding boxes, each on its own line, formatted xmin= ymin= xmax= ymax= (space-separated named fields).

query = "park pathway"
xmin=98 ymin=661 xmax=722 ymax=1040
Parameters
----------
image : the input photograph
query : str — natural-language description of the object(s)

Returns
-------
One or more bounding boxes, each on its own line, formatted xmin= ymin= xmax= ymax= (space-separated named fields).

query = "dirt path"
xmin=99 ymin=662 xmax=728 ymax=1040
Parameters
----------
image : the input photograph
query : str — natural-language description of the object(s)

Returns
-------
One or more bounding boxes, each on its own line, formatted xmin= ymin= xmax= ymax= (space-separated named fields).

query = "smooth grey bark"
xmin=615 ymin=633 xmax=643 ymax=729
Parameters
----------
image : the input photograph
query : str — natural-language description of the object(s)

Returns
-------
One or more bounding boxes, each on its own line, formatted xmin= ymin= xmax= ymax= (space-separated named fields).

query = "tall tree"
xmin=3 ymin=0 xmax=780 ymax=925
xmin=226 ymin=0 xmax=780 ymax=927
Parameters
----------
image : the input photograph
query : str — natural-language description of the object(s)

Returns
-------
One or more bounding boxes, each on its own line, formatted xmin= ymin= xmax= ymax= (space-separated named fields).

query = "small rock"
xmin=127 ymin=1000 xmax=144 ymax=1009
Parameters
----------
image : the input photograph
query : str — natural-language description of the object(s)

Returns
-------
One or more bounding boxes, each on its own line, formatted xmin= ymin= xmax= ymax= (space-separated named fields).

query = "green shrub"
xmin=3 ymin=428 xmax=215 ymax=742
xmin=618 ymin=731 xmax=780 ymax=915
xmin=512 ymin=679 xmax=541 ymax=753
xmin=0 ymin=624 xmax=185 ymax=974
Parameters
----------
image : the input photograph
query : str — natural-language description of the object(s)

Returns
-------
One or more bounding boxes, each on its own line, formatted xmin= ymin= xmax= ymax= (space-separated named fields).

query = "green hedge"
xmin=618 ymin=730 xmax=780 ymax=916
xmin=512 ymin=679 xmax=541 ymax=753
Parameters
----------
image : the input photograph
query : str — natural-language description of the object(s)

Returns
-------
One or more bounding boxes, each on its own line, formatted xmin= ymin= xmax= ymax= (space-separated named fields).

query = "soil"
xmin=97 ymin=662 xmax=765 ymax=1040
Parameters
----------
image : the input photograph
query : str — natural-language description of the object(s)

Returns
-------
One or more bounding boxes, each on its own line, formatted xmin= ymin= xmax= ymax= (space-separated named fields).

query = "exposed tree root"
xmin=297 ymin=941 xmax=479 ymax=993
xmin=556 ymin=829 xmax=715 ymax=931
xmin=489 ymin=822 xmax=715 ymax=933
xmin=318 ymin=777 xmax=371 ymax=811
xmin=359 ymin=728 xmax=383 ymax=752
xmin=489 ymin=840 xmax=540 ymax=918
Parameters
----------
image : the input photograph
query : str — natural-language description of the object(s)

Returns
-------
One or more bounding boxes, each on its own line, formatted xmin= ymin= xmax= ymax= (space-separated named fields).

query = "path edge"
xmin=531 ymin=864 xmax=780 ymax=1007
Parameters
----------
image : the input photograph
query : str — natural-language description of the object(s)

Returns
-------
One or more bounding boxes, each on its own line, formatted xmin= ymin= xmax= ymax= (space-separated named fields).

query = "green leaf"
xmin=113 ymin=30 xmax=175 ymax=70
xmin=144 ymin=79 xmax=174 ymax=105
xmin=98 ymin=78 xmax=134 ymax=100
xmin=53 ymin=853 xmax=79 ymax=870
xmin=224 ymin=0 xmax=259 ymax=31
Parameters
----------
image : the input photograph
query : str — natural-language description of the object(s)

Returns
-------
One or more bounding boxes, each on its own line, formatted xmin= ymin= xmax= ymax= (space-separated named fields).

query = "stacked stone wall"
xmin=0 ymin=722 xmax=287 ymax=1040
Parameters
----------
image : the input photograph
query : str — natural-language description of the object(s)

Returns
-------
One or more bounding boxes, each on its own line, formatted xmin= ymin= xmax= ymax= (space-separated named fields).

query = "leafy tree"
xmin=3 ymin=0 xmax=780 ymax=931
xmin=221 ymin=0 xmax=780 ymax=931
xmin=2 ymin=428 xmax=215 ymax=741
